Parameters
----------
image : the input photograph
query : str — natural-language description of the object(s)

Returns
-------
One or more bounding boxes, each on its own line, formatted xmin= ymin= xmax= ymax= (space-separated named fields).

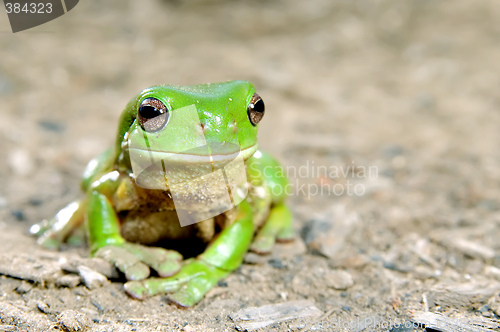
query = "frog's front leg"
xmin=124 ymin=200 xmax=254 ymax=307
xmin=30 ymin=149 xmax=114 ymax=249
xmin=87 ymin=177 xmax=182 ymax=281
xmin=30 ymin=200 xmax=86 ymax=249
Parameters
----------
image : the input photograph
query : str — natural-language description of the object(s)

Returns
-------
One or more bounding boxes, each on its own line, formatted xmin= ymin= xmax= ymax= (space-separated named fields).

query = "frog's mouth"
xmin=128 ymin=143 xmax=256 ymax=190
xmin=129 ymin=143 xmax=257 ymax=166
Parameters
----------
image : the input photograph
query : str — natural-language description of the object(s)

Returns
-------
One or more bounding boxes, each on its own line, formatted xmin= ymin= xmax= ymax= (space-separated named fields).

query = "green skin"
xmin=32 ymin=81 xmax=292 ymax=307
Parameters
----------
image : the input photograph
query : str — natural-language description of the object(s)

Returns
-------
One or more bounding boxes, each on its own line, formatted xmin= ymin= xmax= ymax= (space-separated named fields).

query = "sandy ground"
xmin=1 ymin=0 xmax=500 ymax=331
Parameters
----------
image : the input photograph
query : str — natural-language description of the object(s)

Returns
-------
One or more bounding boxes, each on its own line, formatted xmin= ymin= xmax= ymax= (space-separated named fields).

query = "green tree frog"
xmin=31 ymin=81 xmax=293 ymax=307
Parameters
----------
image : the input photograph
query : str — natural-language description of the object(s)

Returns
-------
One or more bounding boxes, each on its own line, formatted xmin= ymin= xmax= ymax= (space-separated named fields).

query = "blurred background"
xmin=1 ymin=0 xmax=500 ymax=330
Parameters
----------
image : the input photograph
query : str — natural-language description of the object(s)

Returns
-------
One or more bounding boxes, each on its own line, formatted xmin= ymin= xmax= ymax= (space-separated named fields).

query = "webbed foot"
xmin=124 ymin=259 xmax=228 ymax=307
xmin=94 ymin=242 xmax=182 ymax=281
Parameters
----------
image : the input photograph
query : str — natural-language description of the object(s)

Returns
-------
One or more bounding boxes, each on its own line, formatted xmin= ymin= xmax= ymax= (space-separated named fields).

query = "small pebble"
xmin=484 ymin=265 xmax=500 ymax=280
xmin=268 ymin=258 xmax=285 ymax=269
xmin=61 ymin=257 xmax=119 ymax=279
xmin=15 ymin=281 xmax=33 ymax=294
xmin=300 ymin=209 xmax=359 ymax=258
xmin=57 ymin=310 xmax=92 ymax=332
xmin=230 ymin=300 xmax=322 ymax=331
xmin=271 ymin=237 xmax=307 ymax=258
xmin=8 ymin=149 xmax=34 ymax=176
xmin=491 ymin=303 xmax=500 ymax=316
xmin=325 ymin=270 xmax=354 ymax=290
xmin=38 ymin=120 xmax=65 ymax=132
xmin=383 ymin=261 xmax=411 ymax=273
xmin=73 ymin=287 xmax=91 ymax=296
xmin=56 ymin=274 xmax=82 ymax=288
xmin=11 ymin=210 xmax=25 ymax=221
xmin=478 ymin=304 xmax=490 ymax=313
xmin=217 ymin=280 xmax=228 ymax=287
xmin=331 ymin=255 xmax=369 ymax=269
xmin=28 ymin=197 xmax=43 ymax=206
xmin=390 ymin=326 xmax=418 ymax=332
xmin=289 ymin=323 xmax=306 ymax=331
xmin=244 ymin=252 xmax=267 ymax=265
xmin=77 ymin=266 xmax=108 ymax=290
xmin=341 ymin=306 xmax=351 ymax=312
xmin=300 ymin=219 xmax=331 ymax=244
xmin=36 ymin=301 xmax=51 ymax=314
xmin=90 ymin=295 xmax=107 ymax=313
xmin=79 ymin=307 xmax=99 ymax=319
xmin=249 ymin=271 xmax=266 ymax=283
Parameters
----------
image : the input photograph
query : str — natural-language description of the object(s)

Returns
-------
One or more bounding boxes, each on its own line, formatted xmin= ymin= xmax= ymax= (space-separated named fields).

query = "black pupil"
xmin=253 ymin=99 xmax=264 ymax=113
xmin=139 ymin=105 xmax=162 ymax=119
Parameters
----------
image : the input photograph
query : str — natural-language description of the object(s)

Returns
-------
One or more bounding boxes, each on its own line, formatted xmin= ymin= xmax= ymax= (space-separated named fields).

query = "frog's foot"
xmin=30 ymin=218 xmax=61 ymax=250
xmin=30 ymin=219 xmax=53 ymax=237
xmin=250 ymin=203 xmax=294 ymax=254
xmin=95 ymin=242 xmax=182 ymax=281
xmin=125 ymin=200 xmax=254 ymax=307
xmin=124 ymin=259 xmax=229 ymax=307
xmin=276 ymin=225 xmax=295 ymax=242
xmin=30 ymin=200 xmax=85 ymax=250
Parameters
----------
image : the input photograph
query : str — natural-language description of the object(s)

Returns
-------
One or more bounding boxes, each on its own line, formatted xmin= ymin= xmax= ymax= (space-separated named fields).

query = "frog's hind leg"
xmin=250 ymin=203 xmax=293 ymax=254
xmin=30 ymin=200 xmax=86 ymax=249
xmin=124 ymin=200 xmax=255 ymax=307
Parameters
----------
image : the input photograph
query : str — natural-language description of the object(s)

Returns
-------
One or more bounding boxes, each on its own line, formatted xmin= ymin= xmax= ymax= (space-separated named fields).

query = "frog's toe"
xmin=123 ymin=281 xmax=148 ymax=300
xmin=250 ymin=204 xmax=294 ymax=254
xmin=38 ymin=224 xmax=86 ymax=248
xmin=30 ymin=219 xmax=63 ymax=250
xmin=165 ymin=260 xmax=229 ymax=307
xmin=29 ymin=220 xmax=51 ymax=237
xmin=95 ymin=245 xmax=150 ymax=281
xmin=124 ymin=277 xmax=182 ymax=299
xmin=122 ymin=243 xmax=183 ymax=278
xmin=123 ymin=262 xmax=150 ymax=281
xmin=166 ymin=272 xmax=226 ymax=307
xmin=168 ymin=287 xmax=200 ymax=308
xmin=276 ymin=225 xmax=295 ymax=242
xmin=156 ymin=259 xmax=182 ymax=278
xmin=251 ymin=230 xmax=295 ymax=254
xmin=250 ymin=235 xmax=274 ymax=254
xmin=124 ymin=260 xmax=228 ymax=306
xmin=36 ymin=235 xmax=63 ymax=250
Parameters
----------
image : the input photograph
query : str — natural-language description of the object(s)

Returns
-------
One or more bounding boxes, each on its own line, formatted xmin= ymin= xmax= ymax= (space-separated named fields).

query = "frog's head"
xmin=115 ymin=81 xmax=264 ymax=180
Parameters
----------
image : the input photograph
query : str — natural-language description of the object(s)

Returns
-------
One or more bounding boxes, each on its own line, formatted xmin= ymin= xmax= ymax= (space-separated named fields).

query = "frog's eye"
xmin=138 ymin=98 xmax=169 ymax=132
xmin=247 ymin=93 xmax=265 ymax=126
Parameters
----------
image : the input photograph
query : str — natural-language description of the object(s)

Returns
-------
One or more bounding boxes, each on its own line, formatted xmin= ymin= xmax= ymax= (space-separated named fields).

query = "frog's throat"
xmin=128 ymin=144 xmax=258 ymax=165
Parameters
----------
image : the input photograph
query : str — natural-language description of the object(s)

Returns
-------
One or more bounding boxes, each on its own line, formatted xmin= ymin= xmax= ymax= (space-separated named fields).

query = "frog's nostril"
xmin=199 ymin=122 xmax=208 ymax=134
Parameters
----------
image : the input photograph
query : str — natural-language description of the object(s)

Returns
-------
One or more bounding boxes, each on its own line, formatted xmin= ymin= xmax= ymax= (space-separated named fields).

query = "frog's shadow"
xmin=155 ymin=237 xmax=207 ymax=259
